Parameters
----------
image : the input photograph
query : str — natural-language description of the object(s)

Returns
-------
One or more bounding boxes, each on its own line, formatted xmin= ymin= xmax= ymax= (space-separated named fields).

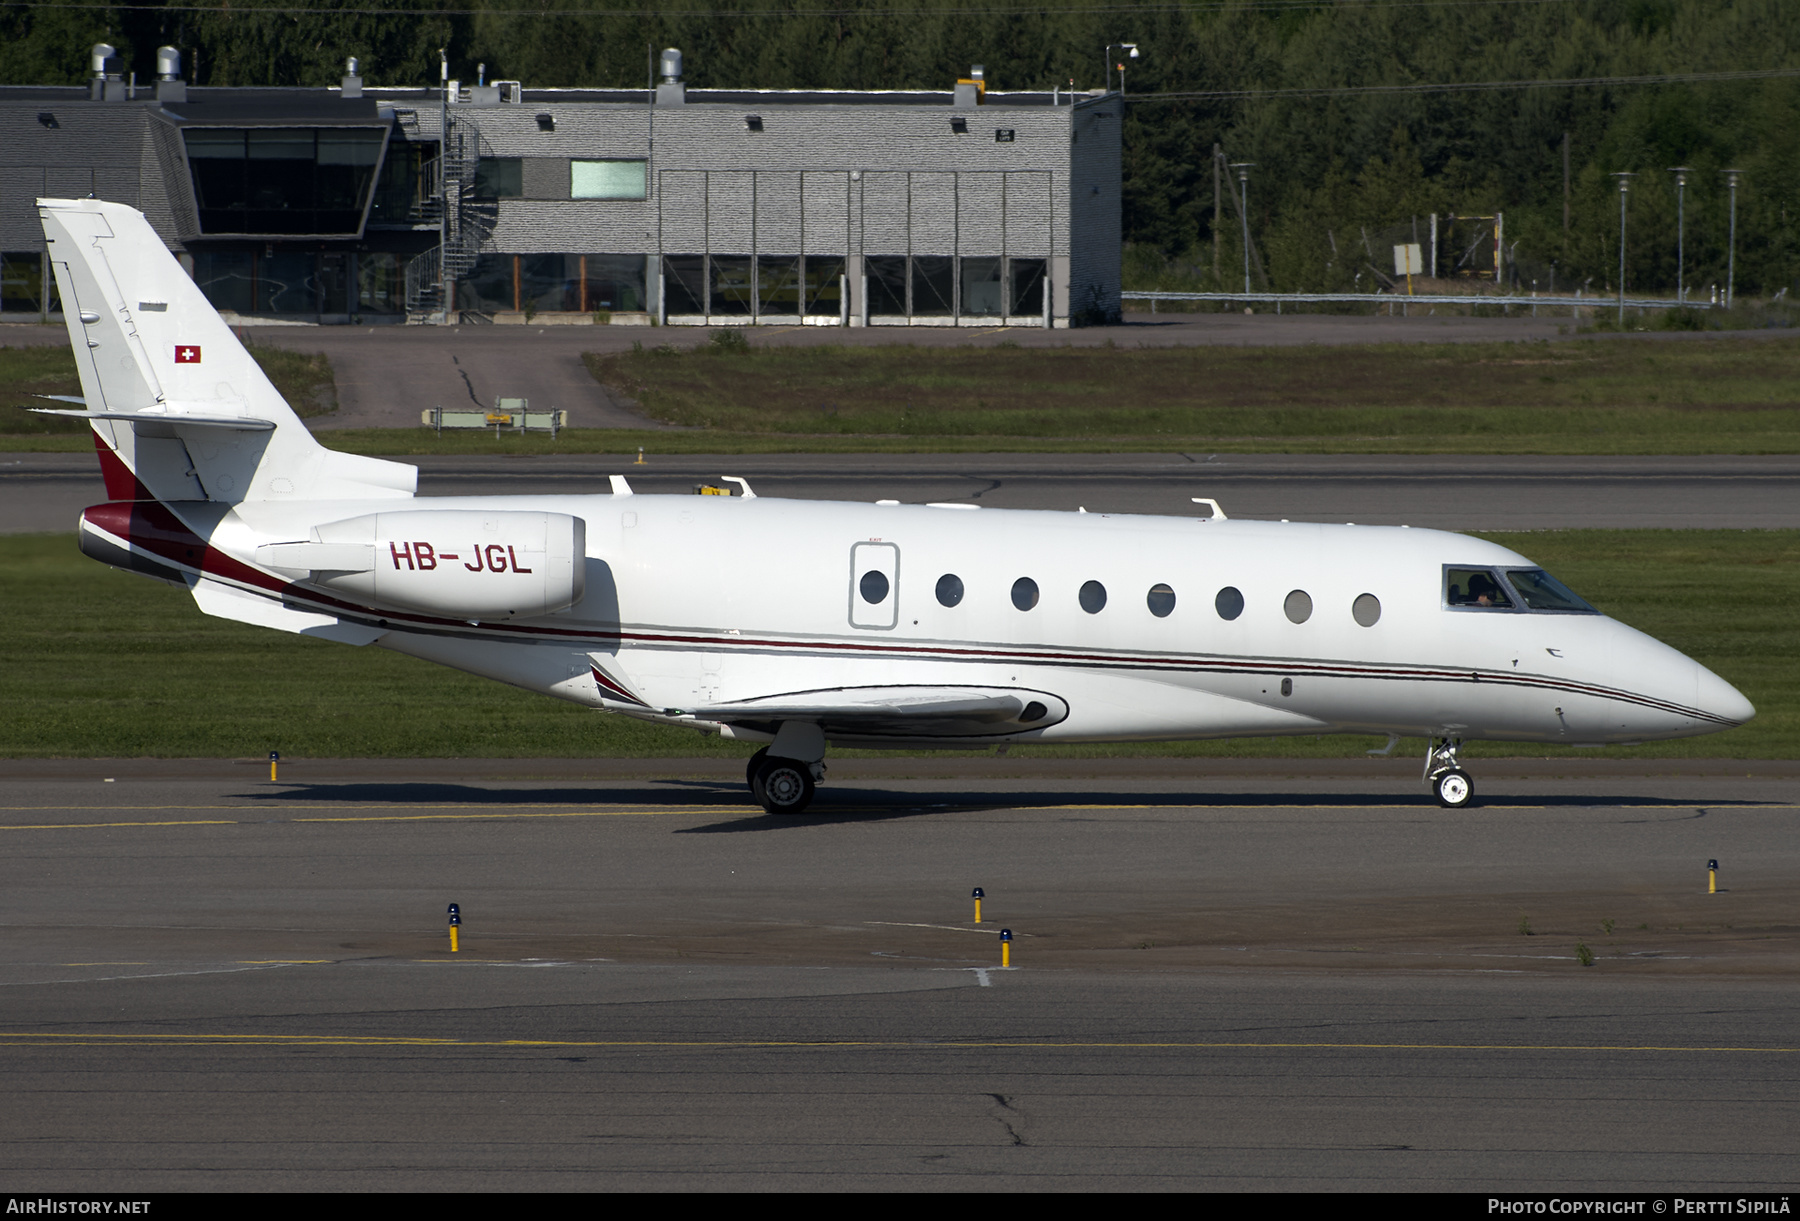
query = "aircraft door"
xmin=848 ymin=541 xmax=900 ymax=630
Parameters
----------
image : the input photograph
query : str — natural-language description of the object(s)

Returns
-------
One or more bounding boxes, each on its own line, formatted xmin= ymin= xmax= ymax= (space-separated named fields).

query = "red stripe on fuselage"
xmin=79 ymin=501 xmax=283 ymax=594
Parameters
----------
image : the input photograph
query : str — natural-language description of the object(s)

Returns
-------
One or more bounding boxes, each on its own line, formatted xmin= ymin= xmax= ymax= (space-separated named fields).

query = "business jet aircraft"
xmin=38 ymin=199 xmax=1753 ymax=814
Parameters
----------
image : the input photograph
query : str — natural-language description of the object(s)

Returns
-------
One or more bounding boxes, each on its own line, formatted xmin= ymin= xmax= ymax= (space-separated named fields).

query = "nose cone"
xmin=1696 ymin=663 xmax=1755 ymax=728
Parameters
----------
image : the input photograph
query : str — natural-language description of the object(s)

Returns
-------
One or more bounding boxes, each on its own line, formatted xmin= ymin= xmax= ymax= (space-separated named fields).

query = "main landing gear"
xmin=1425 ymin=737 xmax=1476 ymax=809
xmin=746 ymin=746 xmax=821 ymax=816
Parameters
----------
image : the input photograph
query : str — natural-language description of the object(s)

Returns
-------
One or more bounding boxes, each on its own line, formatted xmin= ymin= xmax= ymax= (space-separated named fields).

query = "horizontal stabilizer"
xmin=32 ymin=407 xmax=276 ymax=432
xmin=189 ymin=578 xmax=386 ymax=645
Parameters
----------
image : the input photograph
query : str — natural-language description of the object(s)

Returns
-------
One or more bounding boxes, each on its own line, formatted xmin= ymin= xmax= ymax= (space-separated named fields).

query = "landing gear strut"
xmin=746 ymin=747 xmax=820 ymax=815
xmin=1425 ymin=737 xmax=1475 ymax=809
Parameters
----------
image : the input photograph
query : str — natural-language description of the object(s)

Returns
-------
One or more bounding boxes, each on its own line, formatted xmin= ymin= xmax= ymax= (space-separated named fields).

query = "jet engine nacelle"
xmin=257 ymin=510 xmax=586 ymax=620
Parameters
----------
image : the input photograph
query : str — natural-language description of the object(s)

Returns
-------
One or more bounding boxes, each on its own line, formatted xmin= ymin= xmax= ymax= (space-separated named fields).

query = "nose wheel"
xmin=1425 ymin=737 xmax=1477 ymax=809
xmin=1433 ymin=768 xmax=1475 ymax=808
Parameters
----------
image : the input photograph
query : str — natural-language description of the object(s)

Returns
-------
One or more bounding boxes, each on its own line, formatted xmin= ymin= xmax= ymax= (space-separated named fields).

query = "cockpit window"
xmin=1503 ymin=568 xmax=1598 ymax=613
xmin=1445 ymin=567 xmax=1515 ymax=610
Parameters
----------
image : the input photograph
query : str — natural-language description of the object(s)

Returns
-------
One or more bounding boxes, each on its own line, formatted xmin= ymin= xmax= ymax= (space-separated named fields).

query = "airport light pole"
xmin=1611 ymin=171 xmax=1635 ymax=327
xmin=1230 ymin=162 xmax=1254 ymax=295
xmin=1669 ymin=166 xmax=1690 ymax=302
xmin=1723 ymin=169 xmax=1743 ymax=308
xmin=1104 ymin=43 xmax=1138 ymax=95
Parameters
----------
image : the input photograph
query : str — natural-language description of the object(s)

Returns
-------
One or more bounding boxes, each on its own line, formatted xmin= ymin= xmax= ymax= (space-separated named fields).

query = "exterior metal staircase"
xmin=404 ymin=117 xmax=499 ymax=321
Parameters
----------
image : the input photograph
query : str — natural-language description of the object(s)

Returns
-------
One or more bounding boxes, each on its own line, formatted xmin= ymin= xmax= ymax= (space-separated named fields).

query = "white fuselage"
xmin=145 ymin=491 xmax=1748 ymax=750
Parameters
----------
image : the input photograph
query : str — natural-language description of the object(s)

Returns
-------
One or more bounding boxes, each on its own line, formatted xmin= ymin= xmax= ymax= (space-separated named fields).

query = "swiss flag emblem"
xmin=175 ymin=345 xmax=201 ymax=364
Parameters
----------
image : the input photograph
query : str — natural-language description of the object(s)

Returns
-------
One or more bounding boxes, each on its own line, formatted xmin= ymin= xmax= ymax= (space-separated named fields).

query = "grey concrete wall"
xmin=1067 ymin=96 xmax=1122 ymax=324
xmin=472 ymin=100 xmax=1087 ymax=291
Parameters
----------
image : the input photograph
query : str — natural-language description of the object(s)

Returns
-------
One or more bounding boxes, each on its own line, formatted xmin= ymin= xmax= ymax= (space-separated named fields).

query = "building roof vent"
xmin=953 ymin=64 xmax=986 ymax=109
xmin=342 ymin=56 xmax=363 ymax=99
xmin=154 ymin=45 xmax=188 ymax=102
xmin=656 ymin=48 xmax=686 ymax=105
xmin=90 ymin=42 xmax=125 ymax=101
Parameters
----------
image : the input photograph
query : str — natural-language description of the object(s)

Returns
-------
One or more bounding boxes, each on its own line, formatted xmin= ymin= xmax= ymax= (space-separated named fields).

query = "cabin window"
xmin=1352 ymin=593 xmax=1381 ymax=627
xmin=1215 ymin=586 xmax=1244 ymax=620
xmin=1011 ymin=577 xmax=1039 ymax=611
xmin=1079 ymin=580 xmax=1107 ymax=614
xmin=1503 ymin=568 xmax=1598 ymax=613
xmin=1284 ymin=590 xmax=1313 ymax=624
xmin=859 ymin=570 xmax=890 ymax=604
xmin=936 ymin=573 xmax=964 ymax=607
xmin=1445 ymin=566 xmax=1515 ymax=610
xmin=1146 ymin=583 xmax=1176 ymax=617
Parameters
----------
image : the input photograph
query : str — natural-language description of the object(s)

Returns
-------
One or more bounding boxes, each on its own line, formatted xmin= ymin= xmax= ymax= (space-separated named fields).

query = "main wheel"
xmin=754 ymin=756 xmax=815 ymax=815
xmin=1434 ymin=768 xmax=1475 ymax=809
xmin=745 ymin=747 xmax=770 ymax=794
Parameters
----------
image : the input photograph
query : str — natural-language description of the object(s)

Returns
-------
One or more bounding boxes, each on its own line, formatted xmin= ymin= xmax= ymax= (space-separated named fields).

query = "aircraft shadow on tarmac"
xmin=238 ymin=780 xmax=1746 ymax=833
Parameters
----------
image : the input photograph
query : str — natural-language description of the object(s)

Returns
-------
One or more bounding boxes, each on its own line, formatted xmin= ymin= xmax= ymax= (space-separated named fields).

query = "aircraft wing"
xmin=691 ymin=685 xmax=1070 ymax=738
xmin=586 ymin=655 xmax=1068 ymax=737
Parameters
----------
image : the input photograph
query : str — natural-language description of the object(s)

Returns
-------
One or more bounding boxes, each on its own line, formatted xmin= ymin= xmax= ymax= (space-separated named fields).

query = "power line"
xmin=0 ymin=0 xmax=1595 ymax=18
xmin=1133 ymin=66 xmax=1800 ymax=101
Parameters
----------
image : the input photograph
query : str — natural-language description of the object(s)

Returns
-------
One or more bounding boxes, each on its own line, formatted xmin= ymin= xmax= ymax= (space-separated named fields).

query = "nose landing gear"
xmin=1425 ymin=737 xmax=1475 ymax=809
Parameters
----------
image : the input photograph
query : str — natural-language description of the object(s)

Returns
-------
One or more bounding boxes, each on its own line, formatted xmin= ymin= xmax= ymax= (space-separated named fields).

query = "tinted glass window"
xmin=1284 ymin=590 xmax=1313 ymax=624
xmin=1146 ymin=583 xmax=1176 ymax=617
xmin=1079 ymin=580 xmax=1107 ymax=614
xmin=1011 ymin=577 xmax=1039 ymax=611
xmin=1505 ymin=568 xmax=1598 ymax=613
xmin=473 ymin=157 xmax=522 ymax=198
xmin=866 ymin=256 xmax=907 ymax=314
xmin=1352 ymin=593 xmax=1381 ymax=627
xmin=185 ymin=126 xmax=385 ymax=235
xmin=1215 ymin=586 xmax=1244 ymax=620
xmin=859 ymin=570 xmax=890 ymax=604
xmin=1446 ymin=566 xmax=1515 ymax=609
xmin=936 ymin=574 xmax=964 ymax=607
xmin=571 ymin=159 xmax=646 ymax=200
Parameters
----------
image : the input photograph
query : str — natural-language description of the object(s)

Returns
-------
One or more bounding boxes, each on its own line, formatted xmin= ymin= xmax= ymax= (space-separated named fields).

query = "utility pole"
xmin=1669 ymin=166 xmax=1690 ymax=302
xmin=1105 ymin=43 xmax=1138 ymax=95
xmin=1611 ymin=172 xmax=1635 ymax=327
xmin=1562 ymin=132 xmax=1571 ymax=239
xmin=1230 ymin=162 xmax=1254 ymax=295
xmin=1212 ymin=143 xmax=1222 ymax=285
xmin=1723 ymin=169 xmax=1743 ymax=308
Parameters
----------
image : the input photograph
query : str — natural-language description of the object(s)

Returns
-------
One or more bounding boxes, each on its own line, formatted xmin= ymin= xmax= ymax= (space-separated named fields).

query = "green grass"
xmin=1 ymin=530 xmax=1789 ymax=759
xmin=0 ymin=341 xmax=336 ymax=437
xmin=572 ymin=336 xmax=1800 ymax=454
xmin=9 ymin=333 xmax=1800 ymax=454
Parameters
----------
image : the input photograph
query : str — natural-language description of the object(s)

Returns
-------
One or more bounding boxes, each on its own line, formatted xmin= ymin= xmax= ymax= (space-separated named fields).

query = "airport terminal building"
xmin=0 ymin=48 xmax=1121 ymax=327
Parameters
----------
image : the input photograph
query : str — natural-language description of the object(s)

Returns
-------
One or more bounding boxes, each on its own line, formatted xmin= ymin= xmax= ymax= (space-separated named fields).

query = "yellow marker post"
xmin=1000 ymin=927 xmax=1012 ymax=969
xmin=635 ymin=447 xmax=646 ymax=465
xmin=447 ymin=902 xmax=461 ymax=953
xmin=268 ymin=750 xmax=279 ymax=783
xmin=1708 ymin=859 xmax=1718 ymax=895
xmin=972 ymin=886 xmax=984 ymax=924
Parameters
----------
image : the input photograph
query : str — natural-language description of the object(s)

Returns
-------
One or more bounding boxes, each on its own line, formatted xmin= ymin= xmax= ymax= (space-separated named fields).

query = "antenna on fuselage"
xmin=1190 ymin=497 xmax=1228 ymax=520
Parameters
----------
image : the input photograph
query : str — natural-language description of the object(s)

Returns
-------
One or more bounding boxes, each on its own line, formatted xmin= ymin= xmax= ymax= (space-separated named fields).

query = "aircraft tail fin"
xmin=37 ymin=198 xmax=415 ymax=504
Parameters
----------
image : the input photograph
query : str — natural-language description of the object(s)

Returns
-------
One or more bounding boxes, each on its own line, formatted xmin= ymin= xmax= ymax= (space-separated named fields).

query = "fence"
xmin=1123 ymin=290 xmax=1711 ymax=315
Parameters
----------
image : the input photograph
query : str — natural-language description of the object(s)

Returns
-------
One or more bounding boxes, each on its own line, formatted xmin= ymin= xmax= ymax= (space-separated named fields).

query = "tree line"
xmin=5 ymin=0 xmax=1797 ymax=296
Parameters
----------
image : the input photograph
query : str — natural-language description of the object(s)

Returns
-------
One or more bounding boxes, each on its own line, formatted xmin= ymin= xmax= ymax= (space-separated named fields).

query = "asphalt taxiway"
xmin=1 ymin=759 xmax=1795 ymax=1190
